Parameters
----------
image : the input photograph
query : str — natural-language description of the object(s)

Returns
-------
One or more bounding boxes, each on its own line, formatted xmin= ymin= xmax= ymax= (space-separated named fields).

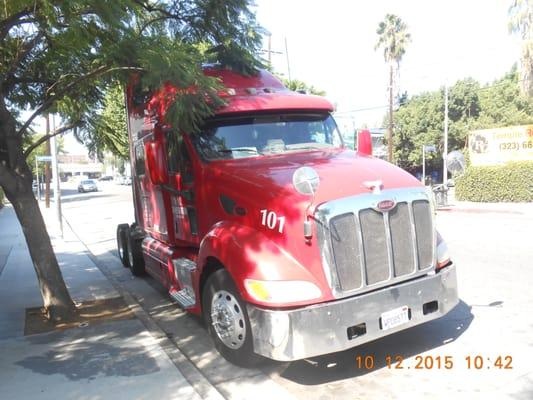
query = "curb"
xmin=437 ymin=207 xmax=524 ymax=215
xmin=60 ymin=216 xmax=225 ymax=400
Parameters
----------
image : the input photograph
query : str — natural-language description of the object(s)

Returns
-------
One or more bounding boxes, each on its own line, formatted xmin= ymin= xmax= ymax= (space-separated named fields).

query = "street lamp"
xmin=422 ymin=144 xmax=436 ymax=185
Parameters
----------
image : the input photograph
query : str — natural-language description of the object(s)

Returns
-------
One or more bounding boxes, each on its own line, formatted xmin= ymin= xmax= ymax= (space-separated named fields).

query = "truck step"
xmin=169 ymin=288 xmax=195 ymax=309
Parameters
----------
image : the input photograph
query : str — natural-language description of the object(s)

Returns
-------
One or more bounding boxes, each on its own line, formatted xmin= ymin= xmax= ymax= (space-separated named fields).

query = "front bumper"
xmin=247 ymin=263 xmax=458 ymax=361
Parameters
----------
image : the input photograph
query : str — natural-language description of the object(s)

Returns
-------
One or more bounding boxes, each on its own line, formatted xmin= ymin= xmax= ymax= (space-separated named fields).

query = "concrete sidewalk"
xmin=0 ymin=205 xmax=207 ymax=400
xmin=437 ymin=200 xmax=533 ymax=215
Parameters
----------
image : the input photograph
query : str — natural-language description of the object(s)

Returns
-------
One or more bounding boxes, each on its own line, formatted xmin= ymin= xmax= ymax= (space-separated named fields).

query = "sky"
xmin=254 ymin=0 xmax=522 ymax=132
xmin=56 ymin=0 xmax=523 ymax=154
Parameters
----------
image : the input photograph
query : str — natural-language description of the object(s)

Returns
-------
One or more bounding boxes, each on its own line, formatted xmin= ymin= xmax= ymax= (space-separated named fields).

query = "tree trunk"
xmin=0 ymin=99 xmax=77 ymax=323
xmin=388 ymin=63 xmax=394 ymax=164
xmin=5 ymin=182 xmax=77 ymax=322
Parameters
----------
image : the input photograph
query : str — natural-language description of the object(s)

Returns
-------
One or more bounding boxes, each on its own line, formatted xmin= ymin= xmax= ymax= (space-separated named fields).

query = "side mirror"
xmin=356 ymin=129 xmax=372 ymax=156
xmin=145 ymin=141 xmax=169 ymax=185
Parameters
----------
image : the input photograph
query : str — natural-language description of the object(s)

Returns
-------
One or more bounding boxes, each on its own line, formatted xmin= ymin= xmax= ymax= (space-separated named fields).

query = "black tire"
xmin=127 ymin=230 xmax=145 ymax=276
xmin=202 ymin=269 xmax=261 ymax=367
xmin=116 ymin=224 xmax=130 ymax=268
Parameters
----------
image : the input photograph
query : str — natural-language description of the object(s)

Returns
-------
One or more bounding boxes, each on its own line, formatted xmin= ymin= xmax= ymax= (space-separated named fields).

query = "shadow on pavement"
xmin=267 ymin=300 xmax=473 ymax=385
xmin=16 ymin=321 xmax=160 ymax=380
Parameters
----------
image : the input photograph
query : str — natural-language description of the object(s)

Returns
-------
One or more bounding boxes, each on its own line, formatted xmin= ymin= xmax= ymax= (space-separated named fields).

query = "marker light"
xmin=436 ymin=231 xmax=451 ymax=271
xmin=244 ymin=279 xmax=322 ymax=303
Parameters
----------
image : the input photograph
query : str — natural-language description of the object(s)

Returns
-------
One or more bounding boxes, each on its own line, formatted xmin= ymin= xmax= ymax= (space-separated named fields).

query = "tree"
xmin=91 ymin=84 xmax=129 ymax=160
xmin=0 ymin=0 xmax=262 ymax=322
xmin=280 ymin=78 xmax=326 ymax=96
xmin=474 ymin=68 xmax=533 ymax=127
xmin=375 ymin=14 xmax=411 ymax=163
xmin=508 ymin=0 xmax=533 ymax=96
xmin=393 ymin=70 xmax=533 ymax=170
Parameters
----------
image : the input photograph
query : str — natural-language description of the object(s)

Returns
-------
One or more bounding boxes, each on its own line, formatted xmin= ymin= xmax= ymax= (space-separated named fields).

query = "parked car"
xmin=78 ymin=179 xmax=98 ymax=193
xmin=99 ymin=175 xmax=113 ymax=181
xmin=123 ymin=176 xmax=132 ymax=185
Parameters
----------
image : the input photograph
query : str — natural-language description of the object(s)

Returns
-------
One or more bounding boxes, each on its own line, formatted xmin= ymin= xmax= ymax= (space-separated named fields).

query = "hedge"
xmin=455 ymin=161 xmax=533 ymax=202
xmin=0 ymin=187 xmax=4 ymax=208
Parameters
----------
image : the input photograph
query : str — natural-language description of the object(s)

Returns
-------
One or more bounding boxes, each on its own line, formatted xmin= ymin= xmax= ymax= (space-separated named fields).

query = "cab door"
xmin=165 ymin=131 xmax=199 ymax=245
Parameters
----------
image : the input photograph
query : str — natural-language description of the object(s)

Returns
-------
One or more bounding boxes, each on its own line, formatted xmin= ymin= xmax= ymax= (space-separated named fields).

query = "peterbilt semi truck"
xmin=116 ymin=66 xmax=459 ymax=366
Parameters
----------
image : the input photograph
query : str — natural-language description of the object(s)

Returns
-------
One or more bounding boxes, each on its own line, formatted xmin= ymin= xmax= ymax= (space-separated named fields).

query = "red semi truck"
xmin=116 ymin=66 xmax=458 ymax=366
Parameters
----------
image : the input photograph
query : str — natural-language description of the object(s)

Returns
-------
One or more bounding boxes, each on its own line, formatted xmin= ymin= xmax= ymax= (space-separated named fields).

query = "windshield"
xmin=192 ymin=113 xmax=343 ymax=161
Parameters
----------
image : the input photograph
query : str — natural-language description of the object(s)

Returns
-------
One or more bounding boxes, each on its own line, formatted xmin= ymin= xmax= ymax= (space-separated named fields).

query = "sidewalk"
xmin=0 ymin=205 xmax=206 ymax=400
xmin=435 ymin=189 xmax=533 ymax=215
xmin=438 ymin=200 xmax=533 ymax=215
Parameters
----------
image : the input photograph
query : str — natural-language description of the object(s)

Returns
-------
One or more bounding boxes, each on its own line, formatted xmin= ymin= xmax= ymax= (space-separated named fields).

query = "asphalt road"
xmin=58 ymin=181 xmax=533 ymax=400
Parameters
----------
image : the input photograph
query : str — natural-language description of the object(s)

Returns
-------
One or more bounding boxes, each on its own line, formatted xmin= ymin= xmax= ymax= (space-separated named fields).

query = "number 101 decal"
xmin=260 ymin=209 xmax=286 ymax=233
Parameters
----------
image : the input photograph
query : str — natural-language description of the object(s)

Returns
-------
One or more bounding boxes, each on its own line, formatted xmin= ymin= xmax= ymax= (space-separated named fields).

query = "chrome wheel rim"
xmin=211 ymin=290 xmax=246 ymax=349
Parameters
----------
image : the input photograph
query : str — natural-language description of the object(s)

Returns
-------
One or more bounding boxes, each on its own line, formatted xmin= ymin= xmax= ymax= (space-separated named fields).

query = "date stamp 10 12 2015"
xmin=355 ymin=354 xmax=513 ymax=371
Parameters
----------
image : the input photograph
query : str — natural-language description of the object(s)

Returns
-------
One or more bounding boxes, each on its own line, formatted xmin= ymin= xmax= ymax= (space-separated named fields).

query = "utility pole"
xmin=388 ymin=63 xmax=394 ymax=164
xmin=50 ymin=114 xmax=63 ymax=238
xmin=422 ymin=145 xmax=426 ymax=184
xmin=44 ymin=114 xmax=51 ymax=208
xmin=284 ymin=37 xmax=292 ymax=84
xmin=35 ymin=158 xmax=40 ymax=200
xmin=443 ymin=84 xmax=449 ymax=185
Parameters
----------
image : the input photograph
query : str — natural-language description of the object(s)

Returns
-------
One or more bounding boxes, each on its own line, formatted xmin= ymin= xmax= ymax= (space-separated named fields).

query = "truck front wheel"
xmin=202 ymin=269 xmax=260 ymax=367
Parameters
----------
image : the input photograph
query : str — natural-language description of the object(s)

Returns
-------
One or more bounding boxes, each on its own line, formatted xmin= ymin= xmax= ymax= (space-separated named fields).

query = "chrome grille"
xmin=318 ymin=189 xmax=435 ymax=297
xmin=360 ymin=209 xmax=390 ymax=285
xmin=330 ymin=213 xmax=362 ymax=291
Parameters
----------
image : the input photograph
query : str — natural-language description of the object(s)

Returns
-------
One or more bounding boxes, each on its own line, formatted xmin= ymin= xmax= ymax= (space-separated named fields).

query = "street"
xmin=58 ymin=181 xmax=533 ymax=400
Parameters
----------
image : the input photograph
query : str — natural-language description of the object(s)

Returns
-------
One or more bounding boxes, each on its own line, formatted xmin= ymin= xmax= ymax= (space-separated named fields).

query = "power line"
xmin=335 ymin=78 xmax=527 ymax=115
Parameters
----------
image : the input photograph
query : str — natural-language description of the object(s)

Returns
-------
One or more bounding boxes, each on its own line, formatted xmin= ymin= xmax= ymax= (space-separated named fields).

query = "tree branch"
xmin=16 ymin=66 xmax=144 ymax=137
xmin=23 ymin=122 xmax=80 ymax=159
xmin=138 ymin=15 xmax=170 ymax=35
xmin=1 ymin=31 xmax=44 ymax=85
xmin=0 ymin=8 xmax=32 ymax=42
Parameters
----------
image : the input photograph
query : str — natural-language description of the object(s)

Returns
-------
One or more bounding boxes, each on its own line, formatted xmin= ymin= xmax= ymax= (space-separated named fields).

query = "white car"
xmin=78 ymin=179 xmax=98 ymax=193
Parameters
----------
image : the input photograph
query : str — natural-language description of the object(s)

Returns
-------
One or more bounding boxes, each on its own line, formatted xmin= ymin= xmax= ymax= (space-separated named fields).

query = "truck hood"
xmin=210 ymin=148 xmax=422 ymax=207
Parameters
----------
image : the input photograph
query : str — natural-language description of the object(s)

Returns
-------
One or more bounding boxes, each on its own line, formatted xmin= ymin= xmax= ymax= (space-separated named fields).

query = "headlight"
xmin=244 ymin=279 xmax=322 ymax=303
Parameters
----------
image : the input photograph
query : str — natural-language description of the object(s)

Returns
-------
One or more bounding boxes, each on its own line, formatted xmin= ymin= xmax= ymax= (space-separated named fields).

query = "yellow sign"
xmin=469 ymin=125 xmax=533 ymax=166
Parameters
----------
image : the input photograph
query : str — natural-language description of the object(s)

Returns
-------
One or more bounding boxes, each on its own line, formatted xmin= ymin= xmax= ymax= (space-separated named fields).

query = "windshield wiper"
xmin=285 ymin=144 xmax=325 ymax=151
xmin=218 ymin=147 xmax=259 ymax=154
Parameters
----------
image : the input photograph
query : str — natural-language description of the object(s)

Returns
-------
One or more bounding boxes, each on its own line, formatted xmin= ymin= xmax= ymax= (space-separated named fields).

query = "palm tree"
xmin=375 ymin=14 xmax=411 ymax=163
xmin=508 ymin=0 xmax=533 ymax=97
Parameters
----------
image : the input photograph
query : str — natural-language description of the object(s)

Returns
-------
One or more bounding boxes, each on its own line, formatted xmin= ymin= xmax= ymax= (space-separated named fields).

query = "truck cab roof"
xmin=203 ymin=67 xmax=334 ymax=115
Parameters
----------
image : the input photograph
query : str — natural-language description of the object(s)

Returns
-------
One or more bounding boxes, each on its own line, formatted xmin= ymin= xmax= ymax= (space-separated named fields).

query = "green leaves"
xmin=1 ymin=0 xmax=263 ymax=159
xmin=280 ymin=78 xmax=326 ymax=96
xmin=455 ymin=161 xmax=533 ymax=202
xmin=375 ymin=14 xmax=411 ymax=65
xmin=393 ymin=70 xmax=533 ymax=169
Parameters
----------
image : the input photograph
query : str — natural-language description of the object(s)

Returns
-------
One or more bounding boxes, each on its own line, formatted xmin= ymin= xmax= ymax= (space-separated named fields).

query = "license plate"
xmin=381 ymin=306 xmax=409 ymax=331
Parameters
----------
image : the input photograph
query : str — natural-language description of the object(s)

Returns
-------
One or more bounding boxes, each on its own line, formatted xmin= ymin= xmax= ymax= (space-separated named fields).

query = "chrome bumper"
xmin=247 ymin=263 xmax=458 ymax=361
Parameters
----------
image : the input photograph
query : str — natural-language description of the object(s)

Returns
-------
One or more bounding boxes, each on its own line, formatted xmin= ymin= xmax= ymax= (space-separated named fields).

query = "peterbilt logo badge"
xmin=376 ymin=199 xmax=396 ymax=212
xmin=363 ymin=180 xmax=383 ymax=195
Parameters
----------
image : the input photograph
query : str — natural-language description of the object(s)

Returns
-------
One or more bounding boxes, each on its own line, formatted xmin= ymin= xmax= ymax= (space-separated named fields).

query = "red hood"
xmin=210 ymin=148 xmax=422 ymax=207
